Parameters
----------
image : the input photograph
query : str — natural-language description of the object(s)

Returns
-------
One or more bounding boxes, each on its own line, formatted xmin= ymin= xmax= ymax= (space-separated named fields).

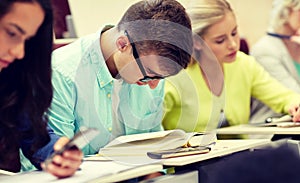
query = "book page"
xmin=105 ymin=130 xmax=186 ymax=148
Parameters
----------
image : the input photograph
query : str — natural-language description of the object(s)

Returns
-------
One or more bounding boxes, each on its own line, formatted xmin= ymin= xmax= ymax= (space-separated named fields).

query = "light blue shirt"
xmin=48 ymin=27 xmax=164 ymax=155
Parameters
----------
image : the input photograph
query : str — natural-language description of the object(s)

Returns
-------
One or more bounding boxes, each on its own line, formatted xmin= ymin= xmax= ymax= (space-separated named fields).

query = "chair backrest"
xmin=239 ymin=38 xmax=249 ymax=55
xmin=52 ymin=0 xmax=71 ymax=39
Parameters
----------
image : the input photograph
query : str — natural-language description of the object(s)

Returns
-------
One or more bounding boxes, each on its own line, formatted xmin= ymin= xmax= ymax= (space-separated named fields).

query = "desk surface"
xmin=0 ymin=161 xmax=162 ymax=183
xmin=217 ymin=125 xmax=300 ymax=135
xmin=94 ymin=163 xmax=162 ymax=183
xmin=162 ymin=139 xmax=270 ymax=166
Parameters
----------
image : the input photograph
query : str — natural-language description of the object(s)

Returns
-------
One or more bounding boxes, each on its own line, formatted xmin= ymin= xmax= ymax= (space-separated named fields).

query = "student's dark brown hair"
xmin=117 ymin=0 xmax=193 ymax=75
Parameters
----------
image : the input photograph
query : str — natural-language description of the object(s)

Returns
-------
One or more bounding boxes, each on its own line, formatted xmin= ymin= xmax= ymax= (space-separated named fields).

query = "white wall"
xmin=67 ymin=0 xmax=208 ymax=37
xmin=68 ymin=0 xmax=140 ymax=37
xmin=180 ymin=0 xmax=273 ymax=47
xmin=228 ymin=0 xmax=273 ymax=47
xmin=68 ymin=0 xmax=273 ymax=48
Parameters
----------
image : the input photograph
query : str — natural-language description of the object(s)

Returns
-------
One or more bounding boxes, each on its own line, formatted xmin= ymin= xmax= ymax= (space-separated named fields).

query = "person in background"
xmin=162 ymin=0 xmax=300 ymax=136
xmin=250 ymin=0 xmax=300 ymax=123
xmin=0 ymin=0 xmax=82 ymax=178
xmin=48 ymin=0 xmax=193 ymax=156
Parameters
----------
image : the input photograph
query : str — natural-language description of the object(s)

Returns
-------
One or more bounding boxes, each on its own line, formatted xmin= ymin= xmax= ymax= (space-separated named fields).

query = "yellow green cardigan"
xmin=163 ymin=51 xmax=300 ymax=132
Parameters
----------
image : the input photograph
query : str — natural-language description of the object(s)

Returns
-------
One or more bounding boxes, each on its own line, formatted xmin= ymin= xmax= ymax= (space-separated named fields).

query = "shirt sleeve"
xmin=47 ymin=64 xmax=77 ymax=138
xmin=22 ymin=125 xmax=59 ymax=170
xmin=250 ymin=56 xmax=300 ymax=113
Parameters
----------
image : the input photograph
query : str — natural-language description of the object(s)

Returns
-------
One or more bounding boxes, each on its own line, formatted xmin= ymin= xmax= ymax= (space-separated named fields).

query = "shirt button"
xmin=107 ymin=93 xmax=111 ymax=98
xmin=100 ymin=81 xmax=104 ymax=86
xmin=108 ymin=127 xmax=112 ymax=132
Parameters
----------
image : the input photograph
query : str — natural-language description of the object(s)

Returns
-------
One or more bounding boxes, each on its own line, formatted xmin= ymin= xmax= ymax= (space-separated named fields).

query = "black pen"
xmin=267 ymin=32 xmax=291 ymax=39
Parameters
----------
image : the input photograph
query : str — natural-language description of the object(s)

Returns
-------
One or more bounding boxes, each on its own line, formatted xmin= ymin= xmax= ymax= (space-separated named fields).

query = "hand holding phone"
xmin=44 ymin=127 xmax=99 ymax=166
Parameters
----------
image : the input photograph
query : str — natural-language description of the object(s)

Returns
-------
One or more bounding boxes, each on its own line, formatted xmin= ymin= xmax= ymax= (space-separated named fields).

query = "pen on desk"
xmin=267 ymin=32 xmax=291 ymax=39
xmin=265 ymin=115 xmax=293 ymax=123
xmin=252 ymin=115 xmax=293 ymax=127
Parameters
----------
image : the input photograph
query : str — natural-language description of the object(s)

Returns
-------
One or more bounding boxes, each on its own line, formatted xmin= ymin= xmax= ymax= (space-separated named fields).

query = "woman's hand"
xmin=290 ymin=35 xmax=300 ymax=44
xmin=290 ymin=28 xmax=300 ymax=45
xmin=288 ymin=104 xmax=300 ymax=122
xmin=41 ymin=137 xmax=83 ymax=178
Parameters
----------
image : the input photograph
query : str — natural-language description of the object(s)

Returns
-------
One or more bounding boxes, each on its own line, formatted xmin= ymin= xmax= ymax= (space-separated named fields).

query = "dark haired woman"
xmin=0 ymin=0 xmax=82 ymax=178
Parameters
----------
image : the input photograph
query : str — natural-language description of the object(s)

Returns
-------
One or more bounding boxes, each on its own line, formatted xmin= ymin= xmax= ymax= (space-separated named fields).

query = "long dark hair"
xmin=0 ymin=0 xmax=53 ymax=170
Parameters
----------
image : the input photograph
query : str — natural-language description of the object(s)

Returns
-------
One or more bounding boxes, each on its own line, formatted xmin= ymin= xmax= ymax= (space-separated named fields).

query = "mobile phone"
xmin=44 ymin=127 xmax=99 ymax=165
xmin=147 ymin=146 xmax=211 ymax=159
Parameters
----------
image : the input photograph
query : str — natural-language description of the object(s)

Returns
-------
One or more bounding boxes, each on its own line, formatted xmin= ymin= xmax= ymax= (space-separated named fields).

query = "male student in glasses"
xmin=48 ymin=0 xmax=193 ymax=156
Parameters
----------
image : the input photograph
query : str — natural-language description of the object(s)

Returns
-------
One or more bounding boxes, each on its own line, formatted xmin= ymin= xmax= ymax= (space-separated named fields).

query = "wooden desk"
xmin=162 ymin=139 xmax=270 ymax=166
xmin=0 ymin=161 xmax=162 ymax=183
xmin=217 ymin=125 xmax=300 ymax=135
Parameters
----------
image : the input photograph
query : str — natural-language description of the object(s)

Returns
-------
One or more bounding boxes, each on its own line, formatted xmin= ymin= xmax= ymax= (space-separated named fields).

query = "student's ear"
xmin=193 ymin=39 xmax=203 ymax=51
xmin=116 ymin=36 xmax=129 ymax=52
xmin=193 ymin=34 xmax=204 ymax=51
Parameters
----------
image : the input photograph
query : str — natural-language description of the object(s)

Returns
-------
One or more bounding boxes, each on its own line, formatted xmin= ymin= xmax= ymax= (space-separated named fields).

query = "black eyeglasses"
xmin=124 ymin=30 xmax=164 ymax=83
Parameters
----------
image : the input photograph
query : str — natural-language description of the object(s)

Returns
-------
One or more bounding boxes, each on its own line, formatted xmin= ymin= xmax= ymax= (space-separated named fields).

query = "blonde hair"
xmin=186 ymin=0 xmax=234 ymax=36
xmin=269 ymin=0 xmax=300 ymax=32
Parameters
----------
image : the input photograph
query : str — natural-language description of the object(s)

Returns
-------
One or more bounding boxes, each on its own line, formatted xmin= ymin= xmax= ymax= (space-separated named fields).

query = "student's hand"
xmin=288 ymin=104 xmax=300 ymax=122
xmin=41 ymin=137 xmax=83 ymax=178
xmin=290 ymin=35 xmax=300 ymax=45
xmin=290 ymin=28 xmax=300 ymax=45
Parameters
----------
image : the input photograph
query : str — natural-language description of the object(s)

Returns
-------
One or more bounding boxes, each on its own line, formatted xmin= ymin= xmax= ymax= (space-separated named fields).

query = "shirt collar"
xmin=89 ymin=25 xmax=115 ymax=88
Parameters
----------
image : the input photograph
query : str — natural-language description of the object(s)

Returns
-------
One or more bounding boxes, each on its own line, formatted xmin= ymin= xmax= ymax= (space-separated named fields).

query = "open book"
xmin=98 ymin=129 xmax=216 ymax=162
xmin=253 ymin=115 xmax=300 ymax=128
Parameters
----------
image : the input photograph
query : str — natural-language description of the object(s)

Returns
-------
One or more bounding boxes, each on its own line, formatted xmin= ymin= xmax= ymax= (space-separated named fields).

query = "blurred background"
xmin=52 ymin=0 xmax=273 ymax=49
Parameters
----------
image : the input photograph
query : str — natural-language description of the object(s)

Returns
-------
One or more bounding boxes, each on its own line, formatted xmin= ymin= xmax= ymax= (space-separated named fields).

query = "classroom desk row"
xmin=0 ymin=139 xmax=270 ymax=183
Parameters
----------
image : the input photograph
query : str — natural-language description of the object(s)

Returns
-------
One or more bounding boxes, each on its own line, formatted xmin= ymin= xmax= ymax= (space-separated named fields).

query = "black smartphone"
xmin=44 ymin=127 xmax=99 ymax=165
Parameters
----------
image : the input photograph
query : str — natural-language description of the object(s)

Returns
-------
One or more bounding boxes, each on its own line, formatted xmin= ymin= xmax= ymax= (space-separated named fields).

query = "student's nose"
xmin=147 ymin=80 xmax=160 ymax=89
xmin=228 ymin=38 xmax=237 ymax=50
xmin=9 ymin=42 xmax=25 ymax=60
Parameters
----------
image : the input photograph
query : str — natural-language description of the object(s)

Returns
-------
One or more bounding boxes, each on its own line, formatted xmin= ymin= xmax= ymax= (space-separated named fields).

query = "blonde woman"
xmin=163 ymin=0 xmax=300 ymax=136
